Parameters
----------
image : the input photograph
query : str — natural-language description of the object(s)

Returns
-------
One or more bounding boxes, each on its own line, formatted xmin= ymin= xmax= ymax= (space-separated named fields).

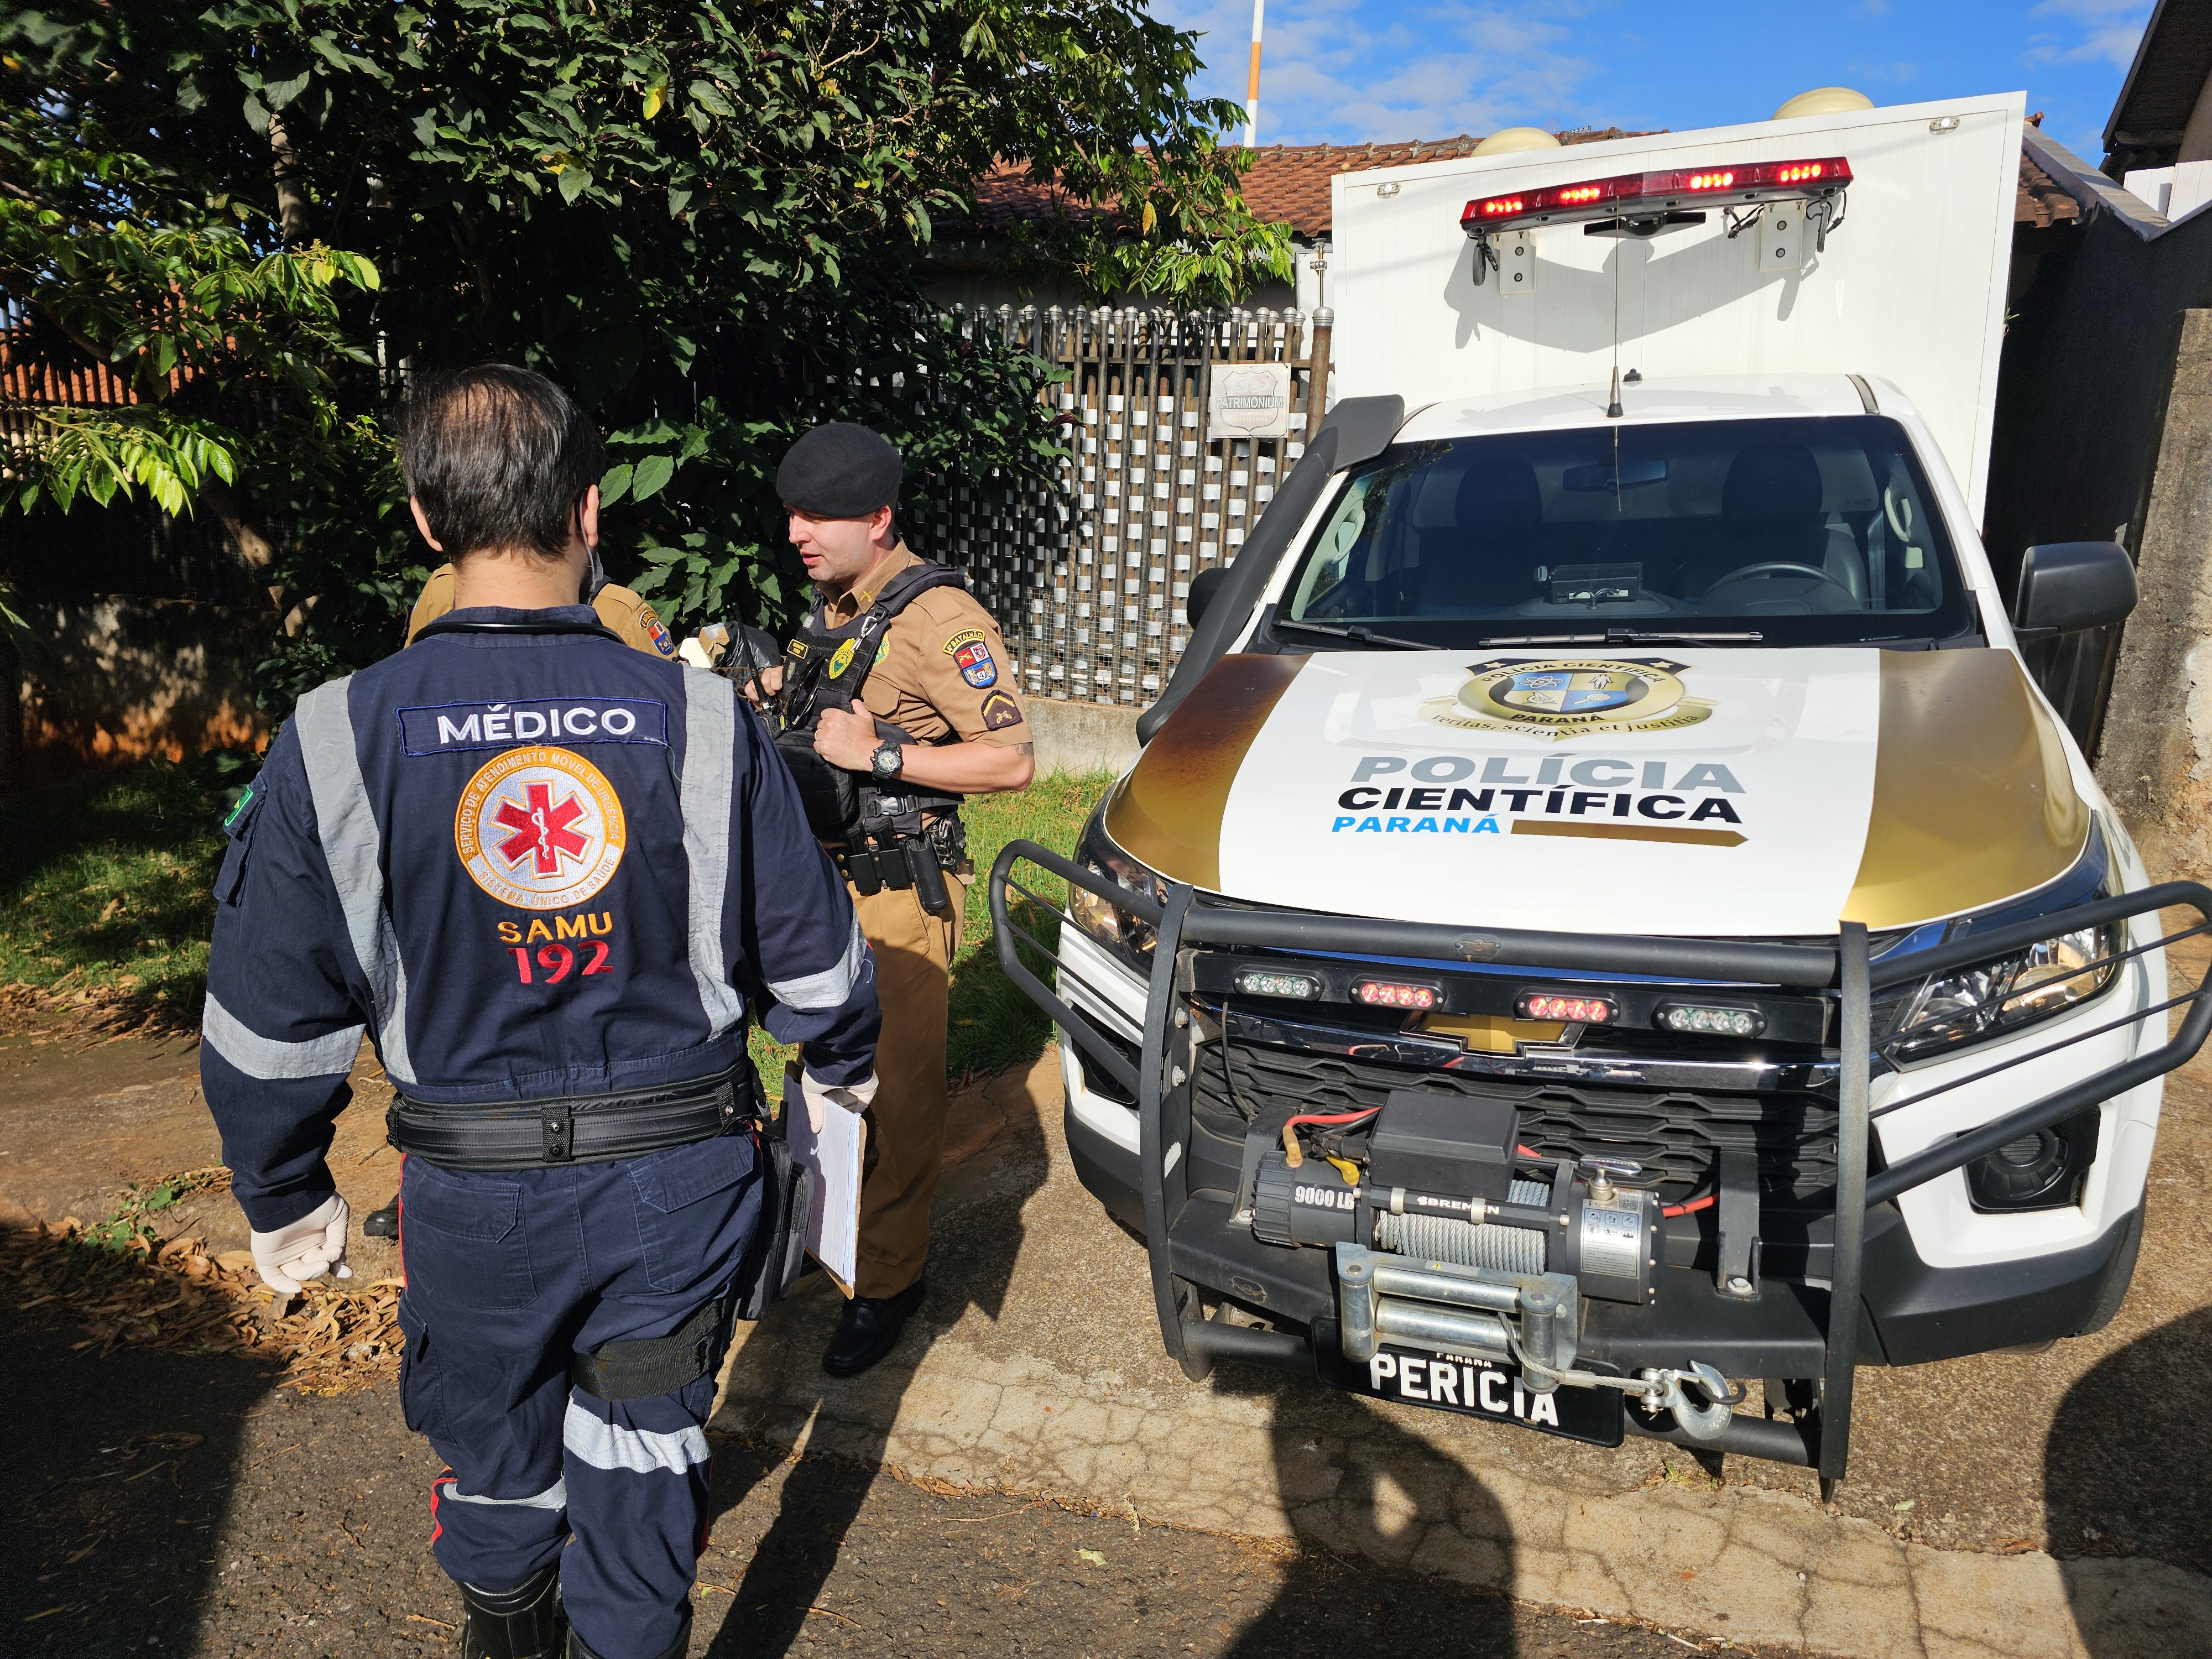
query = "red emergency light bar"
xmin=1460 ymin=156 xmax=1852 ymax=234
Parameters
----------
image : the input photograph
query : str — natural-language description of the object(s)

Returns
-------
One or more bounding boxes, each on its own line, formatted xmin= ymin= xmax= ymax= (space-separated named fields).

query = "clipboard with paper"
xmin=782 ymin=1063 xmax=866 ymax=1294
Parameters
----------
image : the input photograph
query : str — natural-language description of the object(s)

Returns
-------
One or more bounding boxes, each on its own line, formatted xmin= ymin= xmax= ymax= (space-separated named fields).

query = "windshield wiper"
xmin=1469 ymin=628 xmax=1765 ymax=646
xmin=1272 ymin=617 xmax=1432 ymax=650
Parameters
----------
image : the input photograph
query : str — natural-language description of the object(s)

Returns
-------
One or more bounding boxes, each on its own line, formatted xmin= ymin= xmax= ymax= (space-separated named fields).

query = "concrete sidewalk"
xmin=712 ymin=1050 xmax=2212 ymax=1658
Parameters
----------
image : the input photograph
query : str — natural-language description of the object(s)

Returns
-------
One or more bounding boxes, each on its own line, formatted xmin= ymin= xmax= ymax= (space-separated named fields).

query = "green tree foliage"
xmin=1 ymin=1 xmax=1287 ymax=707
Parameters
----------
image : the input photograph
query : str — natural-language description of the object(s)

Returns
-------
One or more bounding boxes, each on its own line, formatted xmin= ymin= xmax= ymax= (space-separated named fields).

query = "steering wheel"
xmin=1702 ymin=561 xmax=1860 ymax=599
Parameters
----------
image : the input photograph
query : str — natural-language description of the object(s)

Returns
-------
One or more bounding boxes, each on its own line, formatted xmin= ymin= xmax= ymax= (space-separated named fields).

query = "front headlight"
xmin=1071 ymin=803 xmax=1168 ymax=964
xmin=1884 ymin=918 xmax=2122 ymax=1063
xmin=1876 ymin=822 xmax=2127 ymax=1064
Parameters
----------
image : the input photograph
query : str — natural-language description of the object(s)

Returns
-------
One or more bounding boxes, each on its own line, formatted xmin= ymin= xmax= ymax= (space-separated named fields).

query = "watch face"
xmin=873 ymin=746 xmax=901 ymax=778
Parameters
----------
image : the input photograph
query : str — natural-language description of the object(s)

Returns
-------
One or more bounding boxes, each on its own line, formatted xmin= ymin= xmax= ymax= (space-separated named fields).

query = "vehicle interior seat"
xmin=1682 ymin=442 xmax=1869 ymax=603
xmin=1410 ymin=457 xmax=1545 ymax=613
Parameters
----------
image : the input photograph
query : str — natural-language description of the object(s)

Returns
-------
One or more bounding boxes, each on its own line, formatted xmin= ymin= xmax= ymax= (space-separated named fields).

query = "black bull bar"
xmin=989 ymin=838 xmax=2212 ymax=1488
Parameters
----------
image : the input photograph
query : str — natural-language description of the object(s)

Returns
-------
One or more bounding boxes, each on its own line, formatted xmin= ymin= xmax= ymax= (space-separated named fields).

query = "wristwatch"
xmin=869 ymin=742 xmax=904 ymax=782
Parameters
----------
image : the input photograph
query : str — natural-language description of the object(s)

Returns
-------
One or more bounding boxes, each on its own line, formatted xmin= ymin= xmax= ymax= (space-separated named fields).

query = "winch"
xmin=1244 ymin=1088 xmax=1658 ymax=1306
xmin=1240 ymin=1087 xmax=1743 ymax=1436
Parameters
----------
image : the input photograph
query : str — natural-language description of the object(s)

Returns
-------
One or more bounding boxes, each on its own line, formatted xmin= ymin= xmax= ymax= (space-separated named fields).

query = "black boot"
xmin=364 ymin=1194 xmax=400 ymax=1238
xmin=821 ymin=1276 xmax=927 ymax=1378
xmin=458 ymin=1564 xmax=565 ymax=1659
xmin=568 ymin=1605 xmax=691 ymax=1658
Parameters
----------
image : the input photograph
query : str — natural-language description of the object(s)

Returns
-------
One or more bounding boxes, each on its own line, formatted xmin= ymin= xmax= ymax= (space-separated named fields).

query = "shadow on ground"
xmin=2052 ymin=1302 xmax=2212 ymax=1653
xmin=700 ymin=940 xmax=1057 ymax=1658
xmin=0 ymin=1324 xmax=274 ymax=1651
xmin=1217 ymin=1367 xmax=1524 ymax=1656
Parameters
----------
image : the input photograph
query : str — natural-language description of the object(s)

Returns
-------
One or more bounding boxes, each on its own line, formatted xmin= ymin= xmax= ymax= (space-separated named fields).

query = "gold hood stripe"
xmin=1104 ymin=653 xmax=1308 ymax=890
xmin=1843 ymin=651 xmax=2089 ymax=929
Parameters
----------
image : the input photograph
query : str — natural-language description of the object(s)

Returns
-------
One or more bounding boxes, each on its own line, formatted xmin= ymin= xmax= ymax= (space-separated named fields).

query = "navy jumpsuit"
xmin=201 ymin=606 xmax=879 ymax=1658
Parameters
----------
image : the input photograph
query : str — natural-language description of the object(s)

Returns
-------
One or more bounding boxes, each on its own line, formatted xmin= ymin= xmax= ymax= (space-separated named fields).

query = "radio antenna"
xmin=1606 ymin=234 xmax=1624 ymax=420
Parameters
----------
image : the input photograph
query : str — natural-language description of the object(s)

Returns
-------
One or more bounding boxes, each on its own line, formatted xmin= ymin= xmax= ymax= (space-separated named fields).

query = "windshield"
xmin=1281 ymin=415 xmax=1974 ymax=646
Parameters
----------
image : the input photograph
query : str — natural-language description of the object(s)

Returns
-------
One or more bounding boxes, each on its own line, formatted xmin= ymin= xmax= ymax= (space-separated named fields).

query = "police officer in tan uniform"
xmin=757 ymin=422 xmax=1034 ymax=1375
xmin=361 ymin=549 xmax=684 ymax=1242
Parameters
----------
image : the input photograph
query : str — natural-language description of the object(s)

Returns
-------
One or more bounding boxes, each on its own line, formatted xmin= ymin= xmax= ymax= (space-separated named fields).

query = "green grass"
xmin=0 ymin=755 xmax=250 ymax=1022
xmin=948 ymin=769 xmax=1112 ymax=1082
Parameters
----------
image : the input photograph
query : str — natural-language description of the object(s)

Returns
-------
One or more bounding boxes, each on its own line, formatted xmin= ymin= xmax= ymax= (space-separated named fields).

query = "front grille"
xmin=1194 ymin=1035 xmax=1839 ymax=1201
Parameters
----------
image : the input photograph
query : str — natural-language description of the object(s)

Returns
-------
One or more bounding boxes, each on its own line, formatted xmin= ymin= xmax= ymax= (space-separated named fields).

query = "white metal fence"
xmin=905 ymin=304 xmax=1333 ymax=705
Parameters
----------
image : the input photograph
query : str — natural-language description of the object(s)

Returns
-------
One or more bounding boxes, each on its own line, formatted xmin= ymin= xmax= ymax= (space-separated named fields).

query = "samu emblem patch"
xmin=455 ymin=747 xmax=628 ymax=910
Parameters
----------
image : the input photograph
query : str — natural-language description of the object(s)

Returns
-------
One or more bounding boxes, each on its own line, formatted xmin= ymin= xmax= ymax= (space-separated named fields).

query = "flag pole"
xmin=1245 ymin=0 xmax=1264 ymax=148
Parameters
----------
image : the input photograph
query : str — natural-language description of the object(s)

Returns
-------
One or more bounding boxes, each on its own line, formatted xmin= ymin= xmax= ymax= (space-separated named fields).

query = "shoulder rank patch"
xmin=979 ymin=689 xmax=1023 ymax=732
xmin=874 ymin=638 xmax=890 ymax=667
xmin=639 ymin=606 xmax=676 ymax=656
xmin=942 ymin=627 xmax=987 ymax=655
xmin=827 ymin=638 xmax=857 ymax=678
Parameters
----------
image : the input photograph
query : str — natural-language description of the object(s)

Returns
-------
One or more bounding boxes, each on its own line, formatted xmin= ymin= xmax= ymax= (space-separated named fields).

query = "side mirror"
xmin=2012 ymin=542 xmax=2136 ymax=640
xmin=1187 ymin=565 xmax=1230 ymax=628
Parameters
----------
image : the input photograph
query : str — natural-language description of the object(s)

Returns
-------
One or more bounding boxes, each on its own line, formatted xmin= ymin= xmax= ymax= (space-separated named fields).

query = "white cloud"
xmin=1152 ymin=0 xmax=1611 ymax=145
xmin=2023 ymin=0 xmax=2150 ymax=70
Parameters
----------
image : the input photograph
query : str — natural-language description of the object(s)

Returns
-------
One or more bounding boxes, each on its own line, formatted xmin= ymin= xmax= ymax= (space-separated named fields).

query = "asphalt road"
xmin=1 ymin=1328 xmax=1773 ymax=1659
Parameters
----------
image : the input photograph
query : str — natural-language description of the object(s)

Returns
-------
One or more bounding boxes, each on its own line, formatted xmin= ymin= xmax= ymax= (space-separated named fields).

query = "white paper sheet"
xmin=785 ymin=1069 xmax=865 ymax=1295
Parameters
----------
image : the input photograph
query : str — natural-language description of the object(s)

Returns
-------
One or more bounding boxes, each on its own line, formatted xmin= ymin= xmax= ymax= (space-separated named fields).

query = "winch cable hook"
xmin=1646 ymin=1361 xmax=1741 ymax=1442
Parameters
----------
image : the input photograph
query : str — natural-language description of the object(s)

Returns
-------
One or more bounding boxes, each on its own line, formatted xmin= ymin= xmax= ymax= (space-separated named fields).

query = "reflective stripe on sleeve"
xmin=202 ymin=993 xmax=364 ymax=1081
xmin=766 ymin=911 xmax=866 ymax=1011
xmin=295 ymin=680 xmax=418 ymax=1086
xmin=677 ymin=668 xmax=745 ymax=1038
xmin=435 ymin=1475 xmax=567 ymax=1511
xmin=561 ymin=1401 xmax=710 ymax=1476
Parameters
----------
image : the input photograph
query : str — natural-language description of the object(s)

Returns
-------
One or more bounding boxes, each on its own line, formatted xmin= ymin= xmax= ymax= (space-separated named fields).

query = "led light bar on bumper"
xmin=1462 ymin=157 xmax=1853 ymax=234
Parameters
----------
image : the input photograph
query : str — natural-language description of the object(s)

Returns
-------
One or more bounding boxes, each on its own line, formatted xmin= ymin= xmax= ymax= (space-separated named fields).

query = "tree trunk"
xmin=270 ymin=112 xmax=310 ymax=246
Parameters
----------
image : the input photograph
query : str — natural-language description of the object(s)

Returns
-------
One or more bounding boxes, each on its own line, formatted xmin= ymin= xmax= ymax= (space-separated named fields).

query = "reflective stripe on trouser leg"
xmin=849 ymin=873 xmax=965 ymax=1300
xmin=560 ymin=1377 xmax=717 ymax=1659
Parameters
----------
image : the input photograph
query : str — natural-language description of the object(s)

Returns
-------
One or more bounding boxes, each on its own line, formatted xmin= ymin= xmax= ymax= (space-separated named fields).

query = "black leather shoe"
xmin=821 ymin=1277 xmax=927 ymax=1378
xmin=458 ymin=1564 xmax=565 ymax=1658
xmin=363 ymin=1195 xmax=400 ymax=1239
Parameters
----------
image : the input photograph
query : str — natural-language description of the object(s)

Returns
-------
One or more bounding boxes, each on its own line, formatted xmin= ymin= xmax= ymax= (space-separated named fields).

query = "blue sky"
xmin=1154 ymin=0 xmax=2149 ymax=164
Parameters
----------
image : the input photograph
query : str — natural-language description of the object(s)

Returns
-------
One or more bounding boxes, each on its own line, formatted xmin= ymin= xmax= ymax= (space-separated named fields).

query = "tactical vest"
xmin=773 ymin=558 xmax=968 ymax=844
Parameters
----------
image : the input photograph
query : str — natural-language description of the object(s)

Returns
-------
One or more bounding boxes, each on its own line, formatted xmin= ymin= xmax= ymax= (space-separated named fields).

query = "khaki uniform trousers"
xmin=847 ymin=869 xmax=969 ymax=1300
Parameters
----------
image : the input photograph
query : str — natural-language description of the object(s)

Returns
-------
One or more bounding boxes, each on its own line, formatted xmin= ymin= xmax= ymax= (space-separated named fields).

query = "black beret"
xmin=777 ymin=422 xmax=904 ymax=518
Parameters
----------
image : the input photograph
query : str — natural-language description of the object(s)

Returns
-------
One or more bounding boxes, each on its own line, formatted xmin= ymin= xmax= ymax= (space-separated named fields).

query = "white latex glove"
xmin=799 ymin=1071 xmax=879 ymax=1134
xmin=250 ymin=1193 xmax=352 ymax=1294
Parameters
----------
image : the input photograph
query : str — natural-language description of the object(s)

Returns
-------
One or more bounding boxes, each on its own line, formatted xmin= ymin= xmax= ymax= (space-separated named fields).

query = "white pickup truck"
xmin=990 ymin=92 xmax=2211 ymax=1487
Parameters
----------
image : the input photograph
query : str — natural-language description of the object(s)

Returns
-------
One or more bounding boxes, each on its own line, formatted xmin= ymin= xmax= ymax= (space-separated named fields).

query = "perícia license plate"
xmin=1348 ymin=1345 xmax=1624 ymax=1447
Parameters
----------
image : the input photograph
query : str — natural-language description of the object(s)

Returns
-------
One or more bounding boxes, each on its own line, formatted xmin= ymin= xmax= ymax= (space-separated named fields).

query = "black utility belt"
xmin=388 ymin=1067 xmax=753 ymax=1171
xmin=833 ymin=829 xmax=969 ymax=915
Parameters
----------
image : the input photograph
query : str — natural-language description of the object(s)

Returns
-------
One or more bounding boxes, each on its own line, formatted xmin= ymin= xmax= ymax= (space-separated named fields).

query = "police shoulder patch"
xmin=942 ymin=627 xmax=987 ymax=656
xmin=951 ymin=635 xmax=997 ymax=688
xmin=640 ymin=606 xmax=676 ymax=656
xmin=979 ymin=689 xmax=1023 ymax=731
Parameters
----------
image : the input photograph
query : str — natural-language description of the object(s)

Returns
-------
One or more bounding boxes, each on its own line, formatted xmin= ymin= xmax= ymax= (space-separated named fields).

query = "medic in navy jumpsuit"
xmin=200 ymin=604 xmax=879 ymax=1658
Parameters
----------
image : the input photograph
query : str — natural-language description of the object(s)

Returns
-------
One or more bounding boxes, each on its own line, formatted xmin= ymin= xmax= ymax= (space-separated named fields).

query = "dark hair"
xmin=399 ymin=364 xmax=606 ymax=560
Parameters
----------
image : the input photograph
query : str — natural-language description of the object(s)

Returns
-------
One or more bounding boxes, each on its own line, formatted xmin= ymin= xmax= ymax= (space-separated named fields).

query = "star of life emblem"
xmin=453 ymin=746 xmax=627 ymax=910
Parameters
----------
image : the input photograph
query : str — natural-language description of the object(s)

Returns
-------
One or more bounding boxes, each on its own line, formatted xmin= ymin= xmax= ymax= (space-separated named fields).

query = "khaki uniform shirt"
xmin=818 ymin=544 xmax=1032 ymax=750
xmin=406 ymin=564 xmax=678 ymax=659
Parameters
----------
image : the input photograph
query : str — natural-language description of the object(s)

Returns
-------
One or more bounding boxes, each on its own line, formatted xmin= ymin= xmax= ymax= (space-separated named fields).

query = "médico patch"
xmin=399 ymin=698 xmax=667 ymax=756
